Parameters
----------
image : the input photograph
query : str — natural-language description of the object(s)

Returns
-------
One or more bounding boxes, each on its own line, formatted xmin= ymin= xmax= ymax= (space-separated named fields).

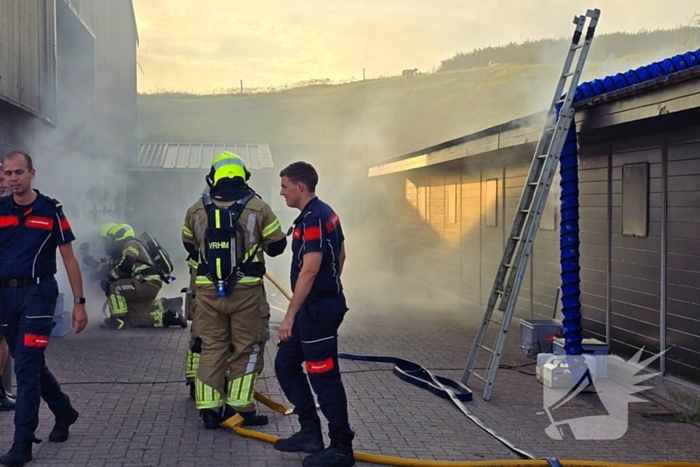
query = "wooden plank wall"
xmin=665 ymin=141 xmax=700 ymax=383
xmin=387 ymin=119 xmax=700 ymax=385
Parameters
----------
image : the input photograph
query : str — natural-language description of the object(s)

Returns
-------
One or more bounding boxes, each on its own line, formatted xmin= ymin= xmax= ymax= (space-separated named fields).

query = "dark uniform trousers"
xmin=0 ymin=278 xmax=74 ymax=443
xmin=274 ymin=292 xmax=354 ymax=440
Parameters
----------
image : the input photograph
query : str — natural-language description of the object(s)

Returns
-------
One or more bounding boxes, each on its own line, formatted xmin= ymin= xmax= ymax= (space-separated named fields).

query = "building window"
xmin=622 ymin=162 xmax=649 ymax=237
xmin=485 ymin=179 xmax=498 ymax=227
xmin=446 ymin=184 xmax=457 ymax=224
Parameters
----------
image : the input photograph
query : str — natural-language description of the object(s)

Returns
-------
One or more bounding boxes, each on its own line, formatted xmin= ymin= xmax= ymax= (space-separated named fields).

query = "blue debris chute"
xmin=558 ymin=48 xmax=700 ymax=355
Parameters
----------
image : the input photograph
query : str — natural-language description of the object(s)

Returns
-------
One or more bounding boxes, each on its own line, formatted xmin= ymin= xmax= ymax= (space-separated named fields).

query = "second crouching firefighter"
xmin=182 ymin=152 xmax=286 ymax=428
xmin=102 ymin=223 xmax=187 ymax=330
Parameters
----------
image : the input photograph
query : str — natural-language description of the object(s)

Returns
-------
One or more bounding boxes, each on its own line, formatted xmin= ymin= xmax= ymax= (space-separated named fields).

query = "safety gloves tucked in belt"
xmin=100 ymin=279 xmax=113 ymax=297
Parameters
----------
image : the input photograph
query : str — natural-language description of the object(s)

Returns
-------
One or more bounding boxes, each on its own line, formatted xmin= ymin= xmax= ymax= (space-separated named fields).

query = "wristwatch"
xmin=74 ymin=297 xmax=86 ymax=304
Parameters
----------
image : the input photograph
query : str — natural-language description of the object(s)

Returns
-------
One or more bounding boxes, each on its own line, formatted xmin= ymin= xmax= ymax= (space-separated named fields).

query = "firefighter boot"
xmin=302 ymin=433 xmax=355 ymax=467
xmin=100 ymin=317 xmax=127 ymax=330
xmin=49 ymin=408 xmax=79 ymax=443
xmin=0 ymin=441 xmax=34 ymax=467
xmin=273 ymin=419 xmax=324 ymax=454
xmin=223 ymin=405 xmax=269 ymax=427
xmin=200 ymin=409 xmax=222 ymax=430
xmin=163 ymin=310 xmax=187 ymax=328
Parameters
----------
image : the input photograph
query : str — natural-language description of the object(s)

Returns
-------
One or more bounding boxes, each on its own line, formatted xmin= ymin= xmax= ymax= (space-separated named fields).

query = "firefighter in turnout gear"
xmin=79 ymin=222 xmax=118 ymax=283
xmin=182 ymin=152 xmax=287 ymax=429
xmin=102 ymin=223 xmax=187 ymax=330
xmin=183 ymin=256 xmax=201 ymax=399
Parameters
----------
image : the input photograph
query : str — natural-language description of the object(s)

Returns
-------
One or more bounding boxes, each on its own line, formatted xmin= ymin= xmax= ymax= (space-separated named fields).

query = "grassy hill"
xmin=137 ymin=27 xmax=700 ymax=162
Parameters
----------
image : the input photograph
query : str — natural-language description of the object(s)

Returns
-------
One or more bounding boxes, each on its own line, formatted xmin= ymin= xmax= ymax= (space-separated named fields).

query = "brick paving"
xmin=0 ymin=289 xmax=698 ymax=466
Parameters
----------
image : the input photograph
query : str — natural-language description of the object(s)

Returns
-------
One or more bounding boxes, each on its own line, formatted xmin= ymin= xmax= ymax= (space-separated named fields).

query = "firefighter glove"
xmin=190 ymin=337 xmax=202 ymax=354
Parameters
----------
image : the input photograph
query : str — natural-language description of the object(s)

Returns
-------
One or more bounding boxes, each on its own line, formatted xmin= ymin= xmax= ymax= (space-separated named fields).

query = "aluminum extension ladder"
xmin=461 ymin=9 xmax=601 ymax=401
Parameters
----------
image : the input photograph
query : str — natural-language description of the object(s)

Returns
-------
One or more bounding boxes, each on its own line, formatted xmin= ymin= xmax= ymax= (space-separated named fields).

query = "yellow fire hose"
xmin=223 ymin=275 xmax=700 ymax=467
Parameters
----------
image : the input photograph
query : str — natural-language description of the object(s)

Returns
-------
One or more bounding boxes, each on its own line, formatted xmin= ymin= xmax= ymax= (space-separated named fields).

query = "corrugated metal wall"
xmin=0 ymin=0 xmax=135 ymax=157
xmin=0 ymin=0 xmax=56 ymax=120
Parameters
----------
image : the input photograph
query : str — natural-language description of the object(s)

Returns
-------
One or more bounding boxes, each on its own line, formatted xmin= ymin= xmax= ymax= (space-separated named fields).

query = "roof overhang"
xmin=369 ymin=68 xmax=700 ymax=178
xmin=132 ymin=143 xmax=274 ymax=172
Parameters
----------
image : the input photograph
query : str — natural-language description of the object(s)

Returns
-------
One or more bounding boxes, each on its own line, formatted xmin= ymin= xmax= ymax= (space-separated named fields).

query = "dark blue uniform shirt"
xmin=291 ymin=197 xmax=344 ymax=293
xmin=0 ymin=191 xmax=75 ymax=280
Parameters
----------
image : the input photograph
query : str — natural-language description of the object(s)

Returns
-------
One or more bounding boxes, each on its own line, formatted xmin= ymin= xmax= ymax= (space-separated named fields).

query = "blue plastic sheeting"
xmin=558 ymin=48 xmax=700 ymax=356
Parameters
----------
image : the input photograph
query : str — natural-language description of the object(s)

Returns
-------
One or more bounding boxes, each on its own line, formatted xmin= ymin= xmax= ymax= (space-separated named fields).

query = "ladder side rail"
xmin=482 ymin=114 xmax=576 ymax=400
xmin=500 ymin=108 xmax=576 ymax=308
xmin=499 ymin=17 xmax=598 ymax=307
xmin=461 ymin=9 xmax=600 ymax=394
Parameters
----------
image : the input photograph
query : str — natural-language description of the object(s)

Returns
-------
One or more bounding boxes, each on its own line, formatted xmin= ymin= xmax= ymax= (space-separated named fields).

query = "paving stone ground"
xmin=1 ymin=288 xmax=698 ymax=466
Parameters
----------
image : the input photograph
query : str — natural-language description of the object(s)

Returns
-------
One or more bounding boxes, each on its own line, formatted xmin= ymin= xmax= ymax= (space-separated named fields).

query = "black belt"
xmin=307 ymin=288 xmax=340 ymax=303
xmin=0 ymin=275 xmax=54 ymax=289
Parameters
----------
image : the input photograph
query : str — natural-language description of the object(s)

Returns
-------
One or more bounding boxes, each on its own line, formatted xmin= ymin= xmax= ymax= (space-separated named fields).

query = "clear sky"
xmin=132 ymin=1 xmax=699 ymax=93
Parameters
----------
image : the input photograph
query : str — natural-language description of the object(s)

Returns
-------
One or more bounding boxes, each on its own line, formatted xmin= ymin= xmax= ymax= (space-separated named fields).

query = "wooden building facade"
xmin=369 ymin=71 xmax=700 ymax=385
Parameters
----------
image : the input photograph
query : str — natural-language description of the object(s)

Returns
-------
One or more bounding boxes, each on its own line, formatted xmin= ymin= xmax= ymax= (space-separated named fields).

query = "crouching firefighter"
xmin=102 ymin=224 xmax=187 ymax=330
xmin=182 ymin=151 xmax=286 ymax=428
xmin=79 ymin=222 xmax=118 ymax=283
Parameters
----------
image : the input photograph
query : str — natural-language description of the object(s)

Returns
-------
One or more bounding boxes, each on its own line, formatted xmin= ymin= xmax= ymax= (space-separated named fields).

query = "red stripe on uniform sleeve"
xmin=303 ymin=226 xmax=321 ymax=241
xmin=60 ymin=218 xmax=71 ymax=231
xmin=0 ymin=216 xmax=19 ymax=228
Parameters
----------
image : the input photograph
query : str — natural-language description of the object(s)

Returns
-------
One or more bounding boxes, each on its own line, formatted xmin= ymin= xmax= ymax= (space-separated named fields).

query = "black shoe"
xmin=49 ymin=408 xmax=79 ymax=443
xmin=302 ymin=444 xmax=355 ymax=467
xmin=0 ymin=440 xmax=35 ymax=466
xmin=223 ymin=406 xmax=269 ymax=427
xmin=273 ymin=428 xmax=324 ymax=454
xmin=0 ymin=393 xmax=15 ymax=412
xmin=200 ymin=409 xmax=222 ymax=430
xmin=163 ymin=310 xmax=187 ymax=328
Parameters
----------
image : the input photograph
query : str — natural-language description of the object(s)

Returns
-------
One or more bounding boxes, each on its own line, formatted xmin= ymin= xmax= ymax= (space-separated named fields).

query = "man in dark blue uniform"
xmin=274 ymin=162 xmax=354 ymax=467
xmin=0 ymin=151 xmax=88 ymax=466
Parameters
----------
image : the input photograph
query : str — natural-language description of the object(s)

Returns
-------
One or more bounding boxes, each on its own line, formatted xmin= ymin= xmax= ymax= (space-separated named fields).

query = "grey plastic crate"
xmin=51 ymin=293 xmax=70 ymax=337
xmin=520 ymin=319 xmax=561 ymax=357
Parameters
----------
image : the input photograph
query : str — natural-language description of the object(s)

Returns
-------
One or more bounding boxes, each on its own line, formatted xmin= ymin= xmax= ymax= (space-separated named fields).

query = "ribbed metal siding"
xmin=136 ymin=143 xmax=275 ymax=170
xmin=0 ymin=1 xmax=21 ymax=107
xmin=0 ymin=0 xmax=55 ymax=120
xmin=0 ymin=0 xmax=49 ymax=116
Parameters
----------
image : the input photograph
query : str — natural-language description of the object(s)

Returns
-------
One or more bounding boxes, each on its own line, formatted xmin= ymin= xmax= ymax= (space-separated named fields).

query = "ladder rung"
xmin=470 ymin=371 xmax=487 ymax=383
xmin=490 ymin=318 xmax=503 ymax=326
xmin=479 ymin=344 xmax=495 ymax=354
xmin=528 ymin=182 xmax=538 ymax=186
xmin=562 ymin=71 xmax=574 ymax=78
xmin=572 ymin=44 xmax=583 ymax=51
xmin=537 ymin=154 xmax=547 ymax=159
xmin=520 ymin=209 xmax=530 ymax=214
xmin=511 ymin=237 xmax=521 ymax=242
